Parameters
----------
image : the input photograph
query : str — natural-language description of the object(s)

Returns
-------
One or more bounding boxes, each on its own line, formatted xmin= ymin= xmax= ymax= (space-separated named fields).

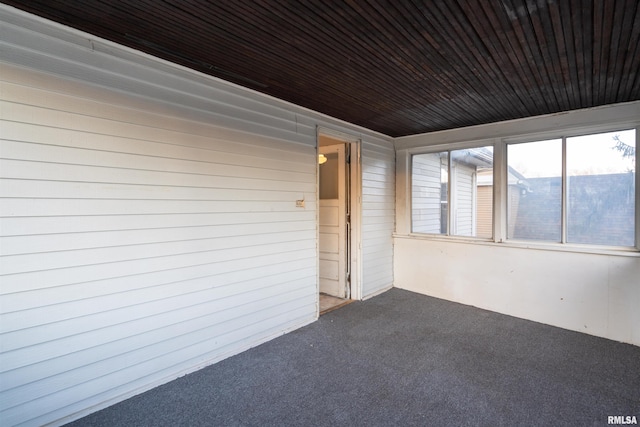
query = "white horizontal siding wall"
xmin=0 ymin=6 xmax=394 ymax=426
xmin=360 ymin=140 xmax=395 ymax=297
xmin=0 ymin=65 xmax=317 ymax=427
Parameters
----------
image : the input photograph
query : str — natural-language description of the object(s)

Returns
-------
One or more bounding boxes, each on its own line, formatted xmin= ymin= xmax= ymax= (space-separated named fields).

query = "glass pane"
xmin=450 ymin=146 xmax=494 ymax=237
xmin=412 ymin=152 xmax=448 ymax=234
xmin=319 ymin=152 xmax=338 ymax=199
xmin=507 ymin=139 xmax=562 ymax=242
xmin=566 ymin=129 xmax=635 ymax=246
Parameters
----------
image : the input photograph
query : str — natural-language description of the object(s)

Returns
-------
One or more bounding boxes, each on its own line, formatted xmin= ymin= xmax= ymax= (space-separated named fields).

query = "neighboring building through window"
xmin=507 ymin=129 xmax=636 ymax=247
xmin=412 ymin=146 xmax=494 ymax=238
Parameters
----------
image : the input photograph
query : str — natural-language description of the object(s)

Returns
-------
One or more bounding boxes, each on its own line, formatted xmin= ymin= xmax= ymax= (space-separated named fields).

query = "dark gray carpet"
xmin=68 ymin=289 xmax=640 ymax=427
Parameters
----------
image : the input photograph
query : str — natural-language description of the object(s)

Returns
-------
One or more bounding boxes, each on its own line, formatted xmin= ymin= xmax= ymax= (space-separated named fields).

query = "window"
xmin=412 ymin=146 xmax=493 ymax=238
xmin=507 ymin=129 xmax=636 ymax=247
xmin=319 ymin=152 xmax=339 ymax=199
xmin=402 ymin=122 xmax=638 ymax=252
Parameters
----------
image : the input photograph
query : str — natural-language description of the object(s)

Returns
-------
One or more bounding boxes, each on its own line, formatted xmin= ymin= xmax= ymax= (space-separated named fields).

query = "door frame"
xmin=316 ymin=127 xmax=363 ymax=313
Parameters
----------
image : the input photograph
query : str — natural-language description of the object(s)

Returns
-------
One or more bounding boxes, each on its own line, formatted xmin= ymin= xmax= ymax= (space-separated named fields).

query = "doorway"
xmin=318 ymin=132 xmax=359 ymax=314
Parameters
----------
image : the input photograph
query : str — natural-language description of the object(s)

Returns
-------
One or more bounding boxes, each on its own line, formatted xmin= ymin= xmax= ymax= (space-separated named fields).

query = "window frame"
xmin=400 ymin=123 xmax=640 ymax=254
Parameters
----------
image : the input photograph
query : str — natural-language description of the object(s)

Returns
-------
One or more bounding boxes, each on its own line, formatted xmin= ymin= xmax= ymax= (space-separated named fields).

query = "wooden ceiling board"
xmin=2 ymin=0 xmax=639 ymax=137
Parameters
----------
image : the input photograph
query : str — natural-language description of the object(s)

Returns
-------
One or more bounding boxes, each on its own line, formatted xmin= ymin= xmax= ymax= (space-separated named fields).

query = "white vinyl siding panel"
xmin=360 ymin=140 xmax=395 ymax=297
xmin=412 ymin=154 xmax=443 ymax=233
xmin=0 ymin=76 xmax=317 ymax=426
xmin=452 ymin=164 xmax=475 ymax=236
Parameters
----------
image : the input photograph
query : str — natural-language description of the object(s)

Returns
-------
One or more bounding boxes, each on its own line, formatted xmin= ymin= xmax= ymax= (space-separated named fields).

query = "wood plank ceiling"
xmin=3 ymin=0 xmax=639 ymax=137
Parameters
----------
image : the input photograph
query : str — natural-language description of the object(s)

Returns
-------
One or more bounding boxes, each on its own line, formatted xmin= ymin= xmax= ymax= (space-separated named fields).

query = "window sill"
xmin=393 ymin=233 xmax=640 ymax=257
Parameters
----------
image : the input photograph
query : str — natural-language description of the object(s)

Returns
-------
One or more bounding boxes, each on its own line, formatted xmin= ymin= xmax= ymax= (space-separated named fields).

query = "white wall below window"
xmin=394 ymin=236 xmax=640 ymax=346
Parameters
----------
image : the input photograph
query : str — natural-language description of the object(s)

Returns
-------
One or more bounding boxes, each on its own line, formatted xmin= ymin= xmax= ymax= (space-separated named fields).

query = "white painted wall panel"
xmin=0 ymin=6 xmax=394 ymax=426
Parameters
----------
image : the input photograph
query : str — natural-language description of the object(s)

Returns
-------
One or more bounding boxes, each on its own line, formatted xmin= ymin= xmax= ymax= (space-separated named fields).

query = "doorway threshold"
xmin=319 ymin=293 xmax=353 ymax=315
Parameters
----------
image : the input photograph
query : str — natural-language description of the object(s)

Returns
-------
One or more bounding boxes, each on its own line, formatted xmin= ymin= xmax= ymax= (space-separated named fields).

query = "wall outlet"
xmin=296 ymin=199 xmax=305 ymax=208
